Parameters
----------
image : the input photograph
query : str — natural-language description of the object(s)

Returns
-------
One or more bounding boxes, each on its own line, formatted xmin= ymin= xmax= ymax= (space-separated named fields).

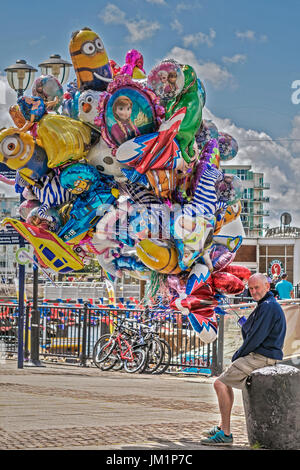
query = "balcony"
xmin=252 ymin=223 xmax=270 ymax=230
xmin=254 ymin=210 xmax=270 ymax=216
xmin=253 ymin=197 xmax=270 ymax=203
xmin=253 ymin=182 xmax=270 ymax=190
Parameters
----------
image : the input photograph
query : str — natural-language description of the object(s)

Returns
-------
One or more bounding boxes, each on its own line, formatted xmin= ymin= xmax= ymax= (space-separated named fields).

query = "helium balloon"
xmin=0 ymin=128 xmax=48 ymax=185
xmin=32 ymin=75 xmax=64 ymax=111
xmin=212 ymin=271 xmax=244 ymax=295
xmin=37 ymin=114 xmax=92 ymax=168
xmin=60 ymin=162 xmax=102 ymax=194
xmin=136 ymin=239 xmax=181 ymax=274
xmin=186 ymin=263 xmax=213 ymax=296
xmin=221 ymin=264 xmax=251 ymax=281
xmin=9 ymin=105 xmax=26 ymax=129
xmin=69 ymin=27 xmax=113 ymax=91
xmin=164 ymin=64 xmax=203 ymax=163
xmin=218 ymin=132 xmax=238 ymax=162
xmin=195 ymin=120 xmax=219 ymax=151
xmin=215 ymin=173 xmax=243 ymax=205
xmin=147 ymin=59 xmax=184 ymax=101
xmin=78 ymin=90 xmax=101 ymax=126
xmin=120 ymin=49 xmax=146 ymax=79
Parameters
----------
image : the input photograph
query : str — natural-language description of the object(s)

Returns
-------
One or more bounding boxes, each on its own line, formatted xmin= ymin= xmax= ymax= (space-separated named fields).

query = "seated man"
xmin=201 ymin=273 xmax=286 ymax=446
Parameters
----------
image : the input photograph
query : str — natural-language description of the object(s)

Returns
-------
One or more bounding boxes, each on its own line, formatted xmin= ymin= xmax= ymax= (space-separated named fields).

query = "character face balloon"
xmin=147 ymin=59 xmax=184 ymax=102
xmin=78 ymin=90 xmax=102 ymax=125
xmin=69 ymin=27 xmax=112 ymax=91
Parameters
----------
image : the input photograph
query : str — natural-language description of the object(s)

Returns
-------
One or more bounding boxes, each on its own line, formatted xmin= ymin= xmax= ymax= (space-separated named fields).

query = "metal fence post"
xmin=80 ymin=303 xmax=88 ymax=367
xmin=216 ymin=315 xmax=224 ymax=375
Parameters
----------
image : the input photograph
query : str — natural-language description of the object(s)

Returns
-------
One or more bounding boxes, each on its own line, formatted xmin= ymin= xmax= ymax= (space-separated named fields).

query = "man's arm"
xmin=232 ymin=306 xmax=275 ymax=361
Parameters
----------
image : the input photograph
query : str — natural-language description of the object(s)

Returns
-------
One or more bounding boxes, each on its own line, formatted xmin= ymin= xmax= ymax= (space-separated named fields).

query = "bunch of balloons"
xmin=0 ymin=27 xmax=251 ymax=343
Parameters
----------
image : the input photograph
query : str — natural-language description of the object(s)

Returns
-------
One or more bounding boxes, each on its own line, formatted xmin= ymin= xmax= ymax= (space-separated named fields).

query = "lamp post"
xmin=4 ymin=59 xmax=37 ymax=98
xmin=38 ymin=54 xmax=72 ymax=85
xmin=4 ymin=59 xmax=37 ymax=368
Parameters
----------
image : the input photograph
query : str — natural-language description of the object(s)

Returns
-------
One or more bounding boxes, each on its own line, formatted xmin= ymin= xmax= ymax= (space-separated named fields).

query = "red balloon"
xmin=212 ymin=271 xmax=244 ymax=295
xmin=221 ymin=264 xmax=252 ymax=281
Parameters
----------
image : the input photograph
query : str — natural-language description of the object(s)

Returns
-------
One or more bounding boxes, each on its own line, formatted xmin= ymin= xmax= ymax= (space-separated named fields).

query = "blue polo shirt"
xmin=276 ymin=279 xmax=293 ymax=299
xmin=232 ymin=291 xmax=286 ymax=361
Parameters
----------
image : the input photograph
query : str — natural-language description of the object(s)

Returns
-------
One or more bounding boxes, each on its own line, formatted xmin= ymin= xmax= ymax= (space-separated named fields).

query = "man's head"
xmin=248 ymin=273 xmax=270 ymax=302
xmin=281 ymin=273 xmax=287 ymax=280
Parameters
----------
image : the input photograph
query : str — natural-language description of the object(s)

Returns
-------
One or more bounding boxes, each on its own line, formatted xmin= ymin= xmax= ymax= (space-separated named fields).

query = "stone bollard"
xmin=242 ymin=364 xmax=300 ymax=449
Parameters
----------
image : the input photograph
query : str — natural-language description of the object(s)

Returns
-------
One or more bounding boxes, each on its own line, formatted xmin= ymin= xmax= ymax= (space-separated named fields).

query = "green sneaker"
xmin=202 ymin=425 xmax=221 ymax=437
xmin=201 ymin=430 xmax=233 ymax=446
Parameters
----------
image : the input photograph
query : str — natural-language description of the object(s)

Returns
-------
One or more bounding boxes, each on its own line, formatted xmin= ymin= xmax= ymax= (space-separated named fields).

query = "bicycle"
xmin=137 ymin=320 xmax=171 ymax=374
xmin=92 ymin=317 xmax=147 ymax=373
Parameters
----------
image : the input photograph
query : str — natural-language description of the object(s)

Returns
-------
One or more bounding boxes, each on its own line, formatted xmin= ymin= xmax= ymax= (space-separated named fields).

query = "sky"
xmin=0 ymin=0 xmax=300 ymax=228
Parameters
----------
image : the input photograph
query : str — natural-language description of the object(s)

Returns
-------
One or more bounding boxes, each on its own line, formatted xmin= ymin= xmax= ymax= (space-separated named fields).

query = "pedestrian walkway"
xmin=0 ymin=360 xmax=251 ymax=450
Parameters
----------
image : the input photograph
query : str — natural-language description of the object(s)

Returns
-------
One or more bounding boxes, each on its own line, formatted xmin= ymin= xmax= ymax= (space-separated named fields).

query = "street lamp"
xmin=4 ymin=59 xmax=37 ymax=98
xmin=38 ymin=54 xmax=72 ymax=85
xmin=5 ymin=59 xmax=39 ymax=367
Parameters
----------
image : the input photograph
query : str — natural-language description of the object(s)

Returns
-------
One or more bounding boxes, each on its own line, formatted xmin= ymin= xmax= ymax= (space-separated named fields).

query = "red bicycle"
xmin=93 ymin=318 xmax=147 ymax=373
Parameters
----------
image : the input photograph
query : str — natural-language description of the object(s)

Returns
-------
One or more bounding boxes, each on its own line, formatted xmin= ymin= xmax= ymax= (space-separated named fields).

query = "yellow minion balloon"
xmin=136 ymin=239 xmax=181 ymax=275
xmin=69 ymin=27 xmax=113 ymax=91
xmin=0 ymin=128 xmax=48 ymax=185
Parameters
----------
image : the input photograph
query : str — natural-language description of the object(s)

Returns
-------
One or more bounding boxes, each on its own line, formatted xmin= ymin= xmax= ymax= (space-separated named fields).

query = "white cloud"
xmin=183 ymin=28 xmax=216 ymax=48
xmin=203 ymin=108 xmax=300 ymax=227
xmin=170 ymin=19 xmax=183 ymax=35
xmin=165 ymin=47 xmax=233 ymax=88
xmin=222 ymin=54 xmax=247 ymax=64
xmin=146 ymin=0 xmax=166 ymax=4
xmin=236 ymin=30 xmax=268 ymax=42
xmin=236 ymin=30 xmax=255 ymax=40
xmin=101 ymin=3 xmax=160 ymax=42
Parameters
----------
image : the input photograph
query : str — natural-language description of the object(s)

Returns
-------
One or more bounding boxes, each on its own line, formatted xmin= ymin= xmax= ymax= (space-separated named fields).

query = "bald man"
xmin=201 ymin=273 xmax=286 ymax=446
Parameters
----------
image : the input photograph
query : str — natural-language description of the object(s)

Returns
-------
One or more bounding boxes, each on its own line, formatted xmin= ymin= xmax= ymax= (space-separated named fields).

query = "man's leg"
xmin=214 ymin=378 xmax=234 ymax=435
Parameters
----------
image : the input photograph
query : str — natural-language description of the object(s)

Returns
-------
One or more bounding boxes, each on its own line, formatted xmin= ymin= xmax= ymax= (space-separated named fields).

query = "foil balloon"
xmin=32 ymin=75 xmax=64 ymax=111
xmin=164 ymin=64 xmax=203 ymax=163
xmin=120 ymin=49 xmax=146 ymax=79
xmin=218 ymin=132 xmax=238 ymax=162
xmin=59 ymin=162 xmax=102 ymax=194
xmin=86 ymin=138 xmax=127 ymax=180
xmin=109 ymin=60 xmax=121 ymax=77
xmin=221 ymin=264 xmax=252 ymax=281
xmin=18 ymin=199 xmax=40 ymax=220
xmin=23 ymin=173 xmax=73 ymax=220
xmin=136 ymin=239 xmax=181 ymax=274
xmin=116 ymin=108 xmax=186 ymax=183
xmin=0 ymin=128 xmax=48 ymax=185
xmin=147 ymin=59 xmax=184 ymax=101
xmin=36 ymin=114 xmax=92 ymax=168
xmin=215 ymin=173 xmax=243 ymax=205
xmin=1 ymin=217 xmax=84 ymax=273
xmin=214 ymin=201 xmax=242 ymax=235
xmin=69 ymin=27 xmax=113 ymax=91
xmin=186 ymin=263 xmax=213 ymax=296
xmin=62 ymin=81 xmax=80 ymax=119
xmin=58 ymin=185 xmax=119 ymax=242
xmin=78 ymin=90 xmax=101 ymax=126
xmin=9 ymin=105 xmax=26 ymax=129
xmin=212 ymin=271 xmax=245 ymax=295
xmin=26 ymin=206 xmax=63 ymax=233
xmin=195 ymin=120 xmax=219 ymax=152
xmin=97 ymin=74 xmax=163 ymax=152
xmin=17 ymin=96 xmax=46 ymax=133
xmin=188 ymin=310 xmax=218 ymax=343
xmin=209 ymin=244 xmax=236 ymax=271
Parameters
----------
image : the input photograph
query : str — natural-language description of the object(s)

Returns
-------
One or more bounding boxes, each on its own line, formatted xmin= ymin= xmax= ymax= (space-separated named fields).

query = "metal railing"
xmin=0 ymin=302 xmax=219 ymax=375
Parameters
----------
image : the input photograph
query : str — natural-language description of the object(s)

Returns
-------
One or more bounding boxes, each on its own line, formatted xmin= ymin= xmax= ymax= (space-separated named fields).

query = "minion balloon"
xmin=69 ymin=27 xmax=113 ymax=91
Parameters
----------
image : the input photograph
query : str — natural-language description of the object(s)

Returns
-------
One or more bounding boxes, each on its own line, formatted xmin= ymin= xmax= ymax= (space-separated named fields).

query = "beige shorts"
xmin=217 ymin=352 xmax=278 ymax=389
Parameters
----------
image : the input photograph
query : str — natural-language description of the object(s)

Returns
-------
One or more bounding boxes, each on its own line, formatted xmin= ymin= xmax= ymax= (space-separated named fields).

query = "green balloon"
xmin=165 ymin=65 xmax=203 ymax=163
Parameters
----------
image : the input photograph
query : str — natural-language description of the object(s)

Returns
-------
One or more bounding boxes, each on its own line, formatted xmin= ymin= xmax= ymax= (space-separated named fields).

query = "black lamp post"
xmin=38 ymin=54 xmax=72 ymax=85
xmin=4 ymin=59 xmax=41 ymax=367
xmin=4 ymin=59 xmax=37 ymax=98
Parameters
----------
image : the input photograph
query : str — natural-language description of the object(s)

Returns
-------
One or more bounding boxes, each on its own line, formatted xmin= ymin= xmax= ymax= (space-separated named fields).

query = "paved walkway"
xmin=0 ymin=360 xmax=251 ymax=451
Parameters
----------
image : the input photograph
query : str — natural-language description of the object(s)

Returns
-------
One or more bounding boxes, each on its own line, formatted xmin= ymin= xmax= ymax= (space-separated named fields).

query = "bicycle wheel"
xmin=124 ymin=347 xmax=147 ymax=373
xmin=141 ymin=337 xmax=164 ymax=374
xmin=153 ymin=338 xmax=171 ymax=374
xmin=93 ymin=335 xmax=114 ymax=368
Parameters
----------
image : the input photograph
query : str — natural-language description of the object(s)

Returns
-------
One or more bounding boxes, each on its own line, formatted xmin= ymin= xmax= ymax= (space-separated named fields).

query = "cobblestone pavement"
xmin=0 ymin=360 xmax=251 ymax=451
